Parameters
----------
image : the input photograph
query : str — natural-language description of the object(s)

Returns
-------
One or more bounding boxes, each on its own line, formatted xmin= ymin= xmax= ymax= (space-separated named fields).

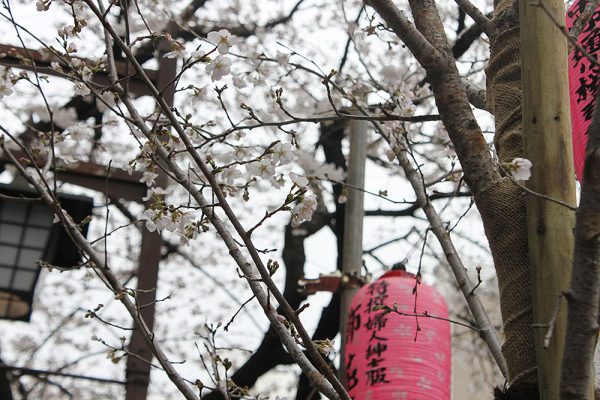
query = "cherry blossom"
xmin=271 ymin=142 xmax=294 ymax=165
xmin=232 ymin=75 xmax=248 ymax=88
xmin=507 ymin=158 xmax=533 ymax=181
xmin=247 ymin=159 xmax=276 ymax=179
xmin=291 ymin=194 xmax=317 ymax=227
xmin=289 ymin=171 xmax=309 ymax=187
xmin=191 ymin=85 xmax=208 ymax=105
xmin=191 ymin=50 xmax=207 ymax=61
xmin=141 ymin=209 xmax=161 ymax=232
xmin=0 ymin=79 xmax=13 ymax=99
xmin=206 ymin=55 xmax=232 ymax=81
xmin=207 ymin=29 xmax=238 ymax=55
xmin=139 ymin=171 xmax=158 ymax=187
xmin=221 ymin=166 xmax=242 ymax=185
xmin=142 ymin=187 xmax=167 ymax=202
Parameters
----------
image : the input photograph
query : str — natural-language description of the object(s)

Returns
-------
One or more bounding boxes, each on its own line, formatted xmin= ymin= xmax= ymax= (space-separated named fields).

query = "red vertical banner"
xmin=567 ymin=0 xmax=600 ymax=180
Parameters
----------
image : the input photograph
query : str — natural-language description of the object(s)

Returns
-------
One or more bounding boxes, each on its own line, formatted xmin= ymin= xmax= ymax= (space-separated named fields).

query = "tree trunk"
xmin=486 ymin=0 xmax=538 ymax=396
xmin=561 ymin=89 xmax=600 ymax=400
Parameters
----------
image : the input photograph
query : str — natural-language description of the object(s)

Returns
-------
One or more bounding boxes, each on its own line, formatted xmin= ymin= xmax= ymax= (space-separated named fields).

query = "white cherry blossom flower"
xmin=163 ymin=215 xmax=178 ymax=232
xmin=178 ymin=223 xmax=198 ymax=246
xmin=67 ymin=42 xmax=77 ymax=53
xmin=292 ymin=194 xmax=317 ymax=227
xmin=163 ymin=49 xmax=184 ymax=59
xmin=191 ymin=50 xmax=207 ymax=61
xmin=0 ymin=79 xmax=13 ymax=99
xmin=192 ymin=85 xmax=208 ymax=106
xmin=508 ymin=158 xmax=532 ymax=181
xmin=70 ymin=58 xmax=83 ymax=68
xmin=232 ymin=75 xmax=247 ymax=88
xmin=142 ymin=187 xmax=167 ymax=202
xmin=50 ymin=61 xmax=63 ymax=72
xmin=163 ymin=40 xmax=186 ymax=59
xmin=206 ymin=56 xmax=231 ymax=81
xmin=275 ymin=52 xmax=290 ymax=66
xmin=81 ymin=66 xmax=93 ymax=82
xmin=141 ymin=209 xmax=160 ymax=232
xmin=140 ymin=171 xmax=158 ymax=186
xmin=247 ymin=159 xmax=275 ymax=179
xmin=271 ymin=142 xmax=294 ymax=165
xmin=221 ymin=167 xmax=242 ymax=185
xmin=207 ymin=29 xmax=238 ymax=55
xmin=289 ymin=171 xmax=309 ymax=187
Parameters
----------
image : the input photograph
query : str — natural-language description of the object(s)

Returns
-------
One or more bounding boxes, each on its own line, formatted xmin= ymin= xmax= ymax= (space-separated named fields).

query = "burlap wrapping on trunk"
xmin=484 ymin=0 xmax=538 ymax=393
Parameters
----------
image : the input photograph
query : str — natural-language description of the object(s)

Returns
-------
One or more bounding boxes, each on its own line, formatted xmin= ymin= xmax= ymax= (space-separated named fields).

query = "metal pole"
xmin=338 ymin=120 xmax=367 ymax=386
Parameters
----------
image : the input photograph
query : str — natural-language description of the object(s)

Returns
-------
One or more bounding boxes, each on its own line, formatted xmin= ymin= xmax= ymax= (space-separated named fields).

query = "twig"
xmin=454 ymin=0 xmax=495 ymax=38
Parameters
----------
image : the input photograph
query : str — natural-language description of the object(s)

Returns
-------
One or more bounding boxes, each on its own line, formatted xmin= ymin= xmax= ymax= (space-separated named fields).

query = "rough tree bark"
xmin=561 ymin=89 xmax=600 ymax=399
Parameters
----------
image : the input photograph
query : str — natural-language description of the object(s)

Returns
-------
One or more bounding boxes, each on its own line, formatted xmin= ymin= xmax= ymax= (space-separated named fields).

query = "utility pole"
xmin=338 ymin=120 xmax=367 ymax=386
xmin=520 ymin=1 xmax=578 ymax=399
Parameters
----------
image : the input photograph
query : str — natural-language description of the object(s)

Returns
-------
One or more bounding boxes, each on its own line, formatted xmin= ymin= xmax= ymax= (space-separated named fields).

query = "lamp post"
xmin=0 ymin=182 xmax=93 ymax=321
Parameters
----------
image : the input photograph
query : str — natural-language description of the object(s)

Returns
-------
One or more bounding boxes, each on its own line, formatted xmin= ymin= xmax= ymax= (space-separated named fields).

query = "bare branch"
xmin=454 ymin=0 xmax=495 ymax=38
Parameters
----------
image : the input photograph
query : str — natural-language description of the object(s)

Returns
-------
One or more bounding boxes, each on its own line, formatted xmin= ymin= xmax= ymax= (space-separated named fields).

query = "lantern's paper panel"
xmin=344 ymin=273 xmax=451 ymax=400
xmin=567 ymin=0 xmax=600 ymax=180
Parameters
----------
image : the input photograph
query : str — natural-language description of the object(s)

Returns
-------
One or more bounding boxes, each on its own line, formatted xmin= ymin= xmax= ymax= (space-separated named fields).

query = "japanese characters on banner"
xmin=567 ymin=0 xmax=600 ymax=180
xmin=344 ymin=270 xmax=451 ymax=400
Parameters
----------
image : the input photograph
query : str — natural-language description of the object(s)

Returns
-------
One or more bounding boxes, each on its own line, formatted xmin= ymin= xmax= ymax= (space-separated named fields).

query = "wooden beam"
xmin=0 ymin=152 xmax=147 ymax=202
xmin=0 ymin=44 xmax=157 ymax=97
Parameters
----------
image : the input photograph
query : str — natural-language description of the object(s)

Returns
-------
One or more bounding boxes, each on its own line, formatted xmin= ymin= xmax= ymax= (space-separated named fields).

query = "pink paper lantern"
xmin=567 ymin=0 xmax=600 ymax=181
xmin=344 ymin=270 xmax=451 ymax=400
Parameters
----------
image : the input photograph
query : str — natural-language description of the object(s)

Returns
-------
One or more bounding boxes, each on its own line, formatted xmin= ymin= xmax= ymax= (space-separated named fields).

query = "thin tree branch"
xmin=454 ymin=0 xmax=495 ymax=38
xmin=378 ymin=123 xmax=509 ymax=379
xmin=367 ymin=0 xmax=442 ymax=68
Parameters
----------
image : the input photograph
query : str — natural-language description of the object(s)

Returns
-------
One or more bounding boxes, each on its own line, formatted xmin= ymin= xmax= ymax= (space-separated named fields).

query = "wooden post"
xmin=124 ymin=227 xmax=162 ymax=400
xmin=338 ymin=120 xmax=367 ymax=386
xmin=125 ymin=23 xmax=177 ymax=400
xmin=519 ymin=1 xmax=577 ymax=399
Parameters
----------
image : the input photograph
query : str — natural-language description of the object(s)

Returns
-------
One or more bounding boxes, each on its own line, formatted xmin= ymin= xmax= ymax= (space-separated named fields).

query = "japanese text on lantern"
xmin=345 ymin=280 xmax=391 ymax=391
xmin=569 ymin=2 xmax=600 ymax=122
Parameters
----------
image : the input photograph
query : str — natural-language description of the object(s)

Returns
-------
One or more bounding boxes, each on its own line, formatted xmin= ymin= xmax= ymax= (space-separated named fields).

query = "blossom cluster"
xmin=141 ymin=207 xmax=198 ymax=246
xmin=0 ymin=67 xmax=15 ymax=99
xmin=291 ymin=194 xmax=317 ymax=228
xmin=164 ymin=29 xmax=238 ymax=82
